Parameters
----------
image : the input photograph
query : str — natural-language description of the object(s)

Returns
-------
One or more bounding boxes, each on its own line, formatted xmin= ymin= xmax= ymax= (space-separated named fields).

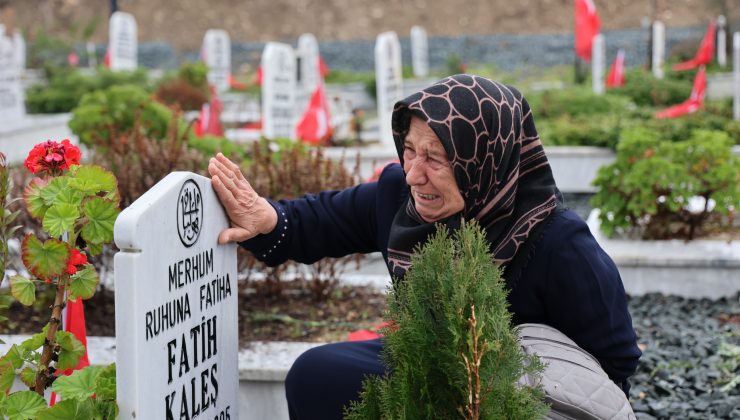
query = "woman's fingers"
xmin=218 ymin=226 xmax=251 ymax=244
xmin=216 ymin=153 xmax=245 ymax=180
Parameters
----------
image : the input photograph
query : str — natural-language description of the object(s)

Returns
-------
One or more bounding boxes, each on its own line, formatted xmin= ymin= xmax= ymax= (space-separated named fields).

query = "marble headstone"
xmin=374 ymin=31 xmax=404 ymax=148
xmin=592 ymin=34 xmax=605 ymax=95
xmin=114 ymin=172 xmax=238 ymax=420
xmin=203 ymin=30 xmax=231 ymax=93
xmin=410 ymin=26 xmax=429 ymax=78
xmin=108 ymin=11 xmax=138 ymax=71
xmin=652 ymin=21 xmax=665 ymax=79
xmin=261 ymin=42 xmax=297 ymax=139
xmin=717 ymin=15 xmax=727 ymax=68
xmin=296 ymin=33 xmax=320 ymax=117
xmin=0 ymin=26 xmax=26 ymax=133
xmin=734 ymin=32 xmax=739 ymax=121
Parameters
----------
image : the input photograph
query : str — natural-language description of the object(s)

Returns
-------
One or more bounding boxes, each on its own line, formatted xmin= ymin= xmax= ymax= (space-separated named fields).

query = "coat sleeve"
xmin=239 ymin=181 xmax=380 ymax=266
xmin=542 ymin=217 xmax=642 ymax=393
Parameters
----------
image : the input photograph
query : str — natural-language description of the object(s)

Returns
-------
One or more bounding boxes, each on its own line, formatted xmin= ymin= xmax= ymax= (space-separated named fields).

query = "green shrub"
xmin=177 ymin=62 xmax=209 ymax=90
xmin=641 ymin=111 xmax=740 ymax=145
xmin=591 ymin=127 xmax=739 ymax=240
xmin=69 ymin=85 xmax=173 ymax=147
xmin=527 ymin=87 xmax=631 ymax=119
xmin=610 ymin=69 xmax=692 ymax=107
xmin=345 ymin=222 xmax=547 ymax=419
xmin=154 ymin=62 xmax=211 ymax=111
xmin=538 ymin=114 xmax=624 ymax=149
xmin=188 ymin=135 xmax=246 ymax=160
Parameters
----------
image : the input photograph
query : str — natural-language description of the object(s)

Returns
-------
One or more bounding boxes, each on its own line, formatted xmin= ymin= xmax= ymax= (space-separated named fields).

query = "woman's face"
xmin=403 ymin=116 xmax=464 ymax=222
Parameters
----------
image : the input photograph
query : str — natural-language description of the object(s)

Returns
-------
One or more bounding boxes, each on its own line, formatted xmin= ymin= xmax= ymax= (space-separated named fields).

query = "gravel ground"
xmin=628 ymin=293 xmax=740 ymax=419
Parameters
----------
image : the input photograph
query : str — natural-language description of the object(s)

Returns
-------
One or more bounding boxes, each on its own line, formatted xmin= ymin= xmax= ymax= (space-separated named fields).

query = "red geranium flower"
xmin=24 ymin=139 xmax=81 ymax=176
xmin=66 ymin=248 xmax=88 ymax=275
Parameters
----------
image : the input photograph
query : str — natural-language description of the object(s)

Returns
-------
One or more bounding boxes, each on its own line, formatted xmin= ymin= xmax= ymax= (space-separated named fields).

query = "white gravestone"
xmin=592 ymin=34 xmax=605 ymax=95
xmin=375 ymin=31 xmax=404 ymax=148
xmin=734 ymin=32 xmax=739 ymax=121
xmin=0 ymin=27 xmax=26 ymax=133
xmin=261 ymin=42 xmax=297 ymax=139
xmin=652 ymin=21 xmax=665 ymax=79
xmin=296 ymin=33 xmax=320 ymax=118
xmin=203 ymin=30 xmax=231 ymax=93
xmin=114 ymin=172 xmax=238 ymax=420
xmin=109 ymin=11 xmax=138 ymax=71
xmin=410 ymin=26 xmax=429 ymax=78
xmin=717 ymin=15 xmax=727 ymax=68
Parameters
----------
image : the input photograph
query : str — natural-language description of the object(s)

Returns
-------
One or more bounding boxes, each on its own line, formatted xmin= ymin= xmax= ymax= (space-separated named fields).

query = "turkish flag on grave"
xmin=319 ymin=56 xmax=330 ymax=77
xmin=296 ymin=82 xmax=332 ymax=145
xmin=672 ymin=21 xmax=716 ymax=71
xmin=606 ymin=49 xmax=626 ymax=88
xmin=656 ymin=66 xmax=706 ymax=118
xmin=194 ymin=87 xmax=224 ymax=137
xmin=575 ymin=0 xmax=601 ymax=61
xmin=228 ymin=74 xmax=247 ymax=90
xmin=255 ymin=65 xmax=263 ymax=86
xmin=347 ymin=322 xmax=394 ymax=341
xmin=103 ymin=49 xmax=111 ymax=68
xmin=50 ymin=298 xmax=90 ymax=405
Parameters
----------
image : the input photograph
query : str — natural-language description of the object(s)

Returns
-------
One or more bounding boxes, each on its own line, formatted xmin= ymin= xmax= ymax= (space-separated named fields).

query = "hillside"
xmin=11 ymin=0 xmax=737 ymax=49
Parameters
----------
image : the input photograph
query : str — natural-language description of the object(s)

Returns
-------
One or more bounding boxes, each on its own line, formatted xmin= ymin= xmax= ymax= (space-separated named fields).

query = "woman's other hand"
xmin=208 ymin=153 xmax=278 ymax=244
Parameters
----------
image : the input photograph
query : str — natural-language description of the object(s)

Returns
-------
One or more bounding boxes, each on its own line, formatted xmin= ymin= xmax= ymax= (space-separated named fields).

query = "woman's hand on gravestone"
xmin=208 ymin=153 xmax=278 ymax=244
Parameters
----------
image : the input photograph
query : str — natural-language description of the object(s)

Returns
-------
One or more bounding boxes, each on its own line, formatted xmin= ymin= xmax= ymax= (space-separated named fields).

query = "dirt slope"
xmin=10 ymin=0 xmax=739 ymax=49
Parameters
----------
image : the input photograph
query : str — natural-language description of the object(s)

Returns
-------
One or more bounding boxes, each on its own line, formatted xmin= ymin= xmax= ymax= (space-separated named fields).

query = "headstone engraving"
xmin=108 ymin=11 xmax=138 ymax=71
xmin=0 ymin=25 xmax=25 ymax=133
xmin=410 ymin=26 xmax=429 ymax=78
xmin=652 ymin=21 xmax=665 ymax=79
xmin=375 ymin=31 xmax=404 ymax=148
xmin=202 ymin=30 xmax=231 ymax=93
xmin=261 ymin=42 xmax=297 ymax=139
xmin=114 ymin=172 xmax=238 ymax=420
xmin=717 ymin=15 xmax=727 ymax=68
xmin=592 ymin=34 xmax=605 ymax=95
xmin=734 ymin=32 xmax=739 ymax=121
xmin=296 ymin=33 xmax=320 ymax=117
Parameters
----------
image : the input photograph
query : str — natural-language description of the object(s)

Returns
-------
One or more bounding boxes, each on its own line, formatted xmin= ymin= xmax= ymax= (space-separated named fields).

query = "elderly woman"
xmin=208 ymin=75 xmax=641 ymax=419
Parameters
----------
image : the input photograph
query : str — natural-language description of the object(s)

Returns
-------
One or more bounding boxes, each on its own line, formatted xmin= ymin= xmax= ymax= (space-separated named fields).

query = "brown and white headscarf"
xmin=386 ymin=74 xmax=562 ymax=280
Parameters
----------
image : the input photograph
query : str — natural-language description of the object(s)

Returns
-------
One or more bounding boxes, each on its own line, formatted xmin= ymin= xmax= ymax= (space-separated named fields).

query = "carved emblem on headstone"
xmin=177 ymin=180 xmax=203 ymax=247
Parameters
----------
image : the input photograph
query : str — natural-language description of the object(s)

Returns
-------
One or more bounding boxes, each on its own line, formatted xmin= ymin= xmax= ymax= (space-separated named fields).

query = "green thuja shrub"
xmin=526 ymin=88 xmax=631 ymax=119
xmin=610 ymin=69 xmax=691 ymax=107
xmin=591 ymin=127 xmax=740 ymax=240
xmin=537 ymin=114 xmax=624 ymax=149
xmin=345 ymin=222 xmax=547 ymax=420
xmin=69 ymin=84 xmax=174 ymax=147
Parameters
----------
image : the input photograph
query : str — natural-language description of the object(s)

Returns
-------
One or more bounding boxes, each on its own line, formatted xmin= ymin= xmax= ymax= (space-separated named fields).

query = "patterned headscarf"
xmin=386 ymin=74 xmax=561 ymax=279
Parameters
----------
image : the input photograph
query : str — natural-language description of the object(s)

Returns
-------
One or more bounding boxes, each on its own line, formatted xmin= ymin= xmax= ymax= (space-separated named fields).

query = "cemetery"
xmin=0 ymin=0 xmax=739 ymax=418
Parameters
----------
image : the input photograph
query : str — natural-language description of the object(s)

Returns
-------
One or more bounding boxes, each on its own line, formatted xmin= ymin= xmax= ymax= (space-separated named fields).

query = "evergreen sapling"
xmin=344 ymin=221 xmax=548 ymax=419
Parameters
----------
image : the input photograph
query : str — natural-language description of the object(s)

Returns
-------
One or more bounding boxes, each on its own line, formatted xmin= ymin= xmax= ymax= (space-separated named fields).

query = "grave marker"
xmin=734 ymin=32 xmax=739 ymax=121
xmin=202 ymin=30 xmax=231 ymax=93
xmin=108 ymin=11 xmax=137 ymax=71
xmin=717 ymin=15 xmax=727 ymax=68
xmin=114 ymin=172 xmax=238 ymax=420
xmin=375 ymin=31 xmax=404 ymax=148
xmin=296 ymin=33 xmax=320 ymax=117
xmin=261 ymin=42 xmax=297 ymax=139
xmin=0 ymin=26 xmax=25 ymax=132
xmin=592 ymin=34 xmax=605 ymax=95
xmin=652 ymin=21 xmax=665 ymax=79
xmin=410 ymin=26 xmax=429 ymax=78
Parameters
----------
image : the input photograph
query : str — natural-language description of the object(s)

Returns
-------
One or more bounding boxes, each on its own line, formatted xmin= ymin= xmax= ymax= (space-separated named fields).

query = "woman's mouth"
xmin=416 ymin=191 xmax=439 ymax=202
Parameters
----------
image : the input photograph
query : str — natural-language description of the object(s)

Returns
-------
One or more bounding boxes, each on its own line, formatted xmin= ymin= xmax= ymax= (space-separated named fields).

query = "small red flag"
xmin=50 ymin=298 xmax=90 ymax=405
xmin=296 ymin=82 xmax=332 ymax=145
xmin=103 ymin=49 xmax=111 ymax=68
xmin=672 ymin=21 xmax=716 ymax=71
xmin=575 ymin=0 xmax=601 ymax=61
xmin=194 ymin=86 xmax=224 ymax=137
xmin=606 ymin=49 xmax=626 ymax=88
xmin=319 ymin=56 xmax=330 ymax=77
xmin=656 ymin=66 xmax=706 ymax=118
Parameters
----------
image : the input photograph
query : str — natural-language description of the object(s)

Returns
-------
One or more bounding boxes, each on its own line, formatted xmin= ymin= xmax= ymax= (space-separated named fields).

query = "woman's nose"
xmin=405 ymin=160 xmax=427 ymax=186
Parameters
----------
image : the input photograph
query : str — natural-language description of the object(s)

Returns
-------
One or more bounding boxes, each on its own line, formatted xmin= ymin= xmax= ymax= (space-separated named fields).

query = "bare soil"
xmin=10 ymin=0 xmax=738 ymax=50
xmin=3 ymin=280 xmax=387 ymax=344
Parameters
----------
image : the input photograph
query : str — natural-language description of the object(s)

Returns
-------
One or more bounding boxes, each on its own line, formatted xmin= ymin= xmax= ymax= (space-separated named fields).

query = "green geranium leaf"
xmin=43 ymin=203 xmax=80 ymax=238
xmin=86 ymin=242 xmax=103 ymax=257
xmin=39 ymin=177 xmax=69 ymax=206
xmin=68 ymin=165 xmax=118 ymax=195
xmin=37 ymin=399 xmax=94 ymax=420
xmin=54 ymin=331 xmax=86 ymax=371
xmin=3 ymin=391 xmax=47 ymax=420
xmin=54 ymin=188 xmax=84 ymax=208
xmin=69 ymin=265 xmax=99 ymax=300
xmin=51 ymin=366 xmax=101 ymax=400
xmin=94 ymin=363 xmax=116 ymax=400
xmin=21 ymin=235 xmax=69 ymax=280
xmin=19 ymin=367 xmax=36 ymax=388
xmin=23 ymin=178 xmax=50 ymax=220
xmin=21 ymin=326 xmax=48 ymax=352
xmin=3 ymin=344 xmax=25 ymax=369
xmin=9 ymin=275 xmax=35 ymax=306
xmin=81 ymin=198 xmax=119 ymax=244
xmin=0 ymin=359 xmax=14 ymax=393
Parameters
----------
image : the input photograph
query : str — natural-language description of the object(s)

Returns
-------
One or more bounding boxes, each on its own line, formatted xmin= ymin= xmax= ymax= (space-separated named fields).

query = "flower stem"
xmin=34 ymin=276 xmax=67 ymax=395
